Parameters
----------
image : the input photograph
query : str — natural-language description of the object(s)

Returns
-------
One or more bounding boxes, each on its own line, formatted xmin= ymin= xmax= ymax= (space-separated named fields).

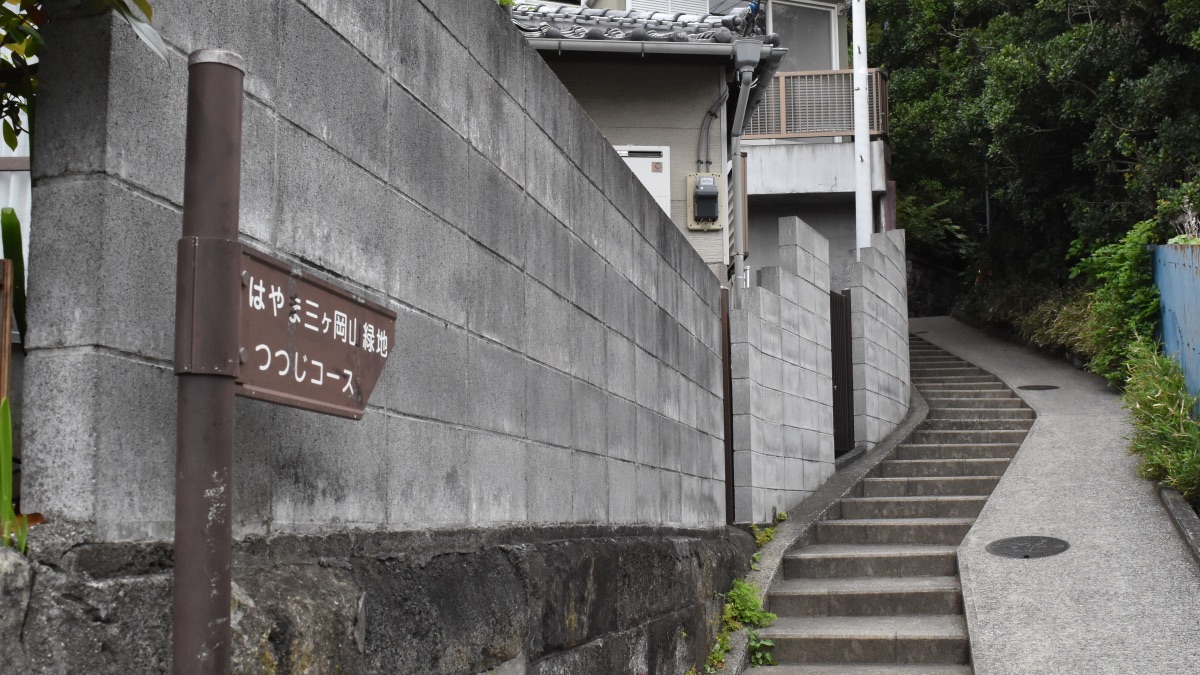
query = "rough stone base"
xmin=2 ymin=523 xmax=754 ymax=674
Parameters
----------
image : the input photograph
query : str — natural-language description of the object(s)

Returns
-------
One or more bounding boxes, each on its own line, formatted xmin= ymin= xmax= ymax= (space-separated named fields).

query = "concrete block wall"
xmin=25 ymin=0 xmax=727 ymax=542
xmin=849 ymin=229 xmax=910 ymax=447
xmin=730 ymin=217 xmax=834 ymax=523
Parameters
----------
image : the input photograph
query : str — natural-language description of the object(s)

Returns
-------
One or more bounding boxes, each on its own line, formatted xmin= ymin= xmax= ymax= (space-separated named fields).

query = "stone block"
xmin=468 ymin=432 xmax=528 ymax=524
xmin=524 ymin=282 xmax=573 ymax=373
xmin=271 ymin=405 xmax=389 ymax=532
xmin=280 ymin=1 xmax=389 ymax=175
xmin=568 ymin=310 xmax=607 ymax=388
xmin=660 ymin=471 xmax=682 ymax=525
xmin=523 ymin=122 xmax=577 ymax=232
xmin=380 ymin=308 xmax=468 ymax=422
xmin=602 ymin=266 xmax=635 ymax=339
xmin=680 ymin=475 xmax=703 ymax=526
xmin=760 ymin=322 xmax=782 ymax=359
xmin=526 ymin=442 xmax=575 ymax=523
xmin=34 ymin=11 xmax=111 ymax=181
xmin=607 ymin=459 xmax=638 ymax=523
xmin=467 ymin=66 xmax=527 ymax=185
xmin=526 ymin=361 xmax=573 ymax=448
xmin=606 ymin=395 xmax=638 ymax=463
xmin=605 ymin=331 xmax=636 ymax=401
xmin=635 ymin=466 xmax=661 ymax=523
xmin=524 ymin=197 xmax=571 ymax=295
xmin=425 ymin=0 xmax=527 ymax=104
xmin=572 ymin=380 xmax=608 ymax=456
xmin=387 ymin=416 xmax=472 ymax=527
xmin=389 ymin=0 xmax=474 ymax=136
xmin=573 ymin=451 xmax=609 ymax=522
xmin=275 ymin=124 xmax=396 ymax=303
xmin=465 ymin=336 xmax=526 ymax=436
xmin=28 ymin=181 xmax=177 ymax=360
xmin=467 ymin=246 xmax=527 ymax=351
xmin=388 ymin=83 xmax=469 ymax=226
xmin=232 ymin=397 xmax=277 ymax=536
xmin=570 ymin=234 xmax=606 ymax=320
xmin=295 ymin=0 xmax=388 ymax=65
xmin=634 ymin=347 xmax=659 ymax=411
xmin=636 ymin=406 xmax=662 ymax=468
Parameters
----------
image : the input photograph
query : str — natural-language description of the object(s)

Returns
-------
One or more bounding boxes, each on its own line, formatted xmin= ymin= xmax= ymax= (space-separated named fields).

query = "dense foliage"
xmin=1123 ymin=335 xmax=1200 ymax=506
xmin=871 ymin=0 xmax=1200 ymax=277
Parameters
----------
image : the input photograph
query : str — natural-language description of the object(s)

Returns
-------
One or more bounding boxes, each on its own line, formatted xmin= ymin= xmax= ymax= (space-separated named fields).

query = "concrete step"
xmin=759 ymin=615 xmax=970 ymax=664
xmin=918 ymin=389 xmax=1019 ymax=401
xmin=878 ymin=458 xmax=1010 ymax=478
xmin=753 ymin=664 xmax=973 ymax=674
xmin=910 ymin=367 xmax=987 ymax=377
xmin=783 ymin=544 xmax=959 ymax=579
xmin=816 ymin=518 xmax=975 ymax=545
xmin=769 ymin=576 xmax=963 ymax=616
xmin=930 ymin=406 xmax=1032 ymax=418
xmin=863 ymin=476 xmax=1000 ymax=497
xmin=896 ymin=443 xmax=1021 ymax=460
xmin=916 ymin=381 xmax=1009 ymax=391
xmin=909 ymin=429 xmax=1029 ymax=445
xmin=920 ymin=418 xmax=1033 ymax=431
xmin=913 ymin=375 xmax=1003 ymax=385
xmin=909 ymin=359 xmax=970 ymax=366
xmin=925 ymin=397 xmax=1027 ymax=409
xmin=842 ymin=496 xmax=987 ymax=519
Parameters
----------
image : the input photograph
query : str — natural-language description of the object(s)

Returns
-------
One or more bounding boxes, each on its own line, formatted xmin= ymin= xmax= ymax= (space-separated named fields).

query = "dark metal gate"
xmin=829 ymin=289 xmax=854 ymax=457
xmin=721 ymin=288 xmax=735 ymax=524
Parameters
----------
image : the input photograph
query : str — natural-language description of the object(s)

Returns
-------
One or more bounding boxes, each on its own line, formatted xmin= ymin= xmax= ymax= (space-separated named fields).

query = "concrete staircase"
xmin=755 ymin=336 xmax=1032 ymax=674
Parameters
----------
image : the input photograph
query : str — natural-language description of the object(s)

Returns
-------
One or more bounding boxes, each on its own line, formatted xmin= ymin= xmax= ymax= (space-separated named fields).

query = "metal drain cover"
xmin=1018 ymin=384 xmax=1060 ymax=391
xmin=987 ymin=536 xmax=1070 ymax=559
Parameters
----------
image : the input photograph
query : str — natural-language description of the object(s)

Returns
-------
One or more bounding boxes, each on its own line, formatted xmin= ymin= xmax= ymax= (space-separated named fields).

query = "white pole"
xmin=852 ymin=0 xmax=872 ymax=260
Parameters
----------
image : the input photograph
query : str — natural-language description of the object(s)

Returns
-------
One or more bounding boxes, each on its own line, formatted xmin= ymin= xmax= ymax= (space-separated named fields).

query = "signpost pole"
xmin=173 ymin=49 xmax=245 ymax=675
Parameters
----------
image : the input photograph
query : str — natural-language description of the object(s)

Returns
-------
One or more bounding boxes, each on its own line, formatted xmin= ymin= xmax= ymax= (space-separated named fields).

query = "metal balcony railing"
xmin=745 ymin=69 xmax=889 ymax=139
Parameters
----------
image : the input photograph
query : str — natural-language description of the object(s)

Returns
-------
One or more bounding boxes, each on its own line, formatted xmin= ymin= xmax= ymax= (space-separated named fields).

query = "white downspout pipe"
xmin=852 ymin=0 xmax=872 ymax=260
xmin=730 ymin=40 xmax=762 ymax=290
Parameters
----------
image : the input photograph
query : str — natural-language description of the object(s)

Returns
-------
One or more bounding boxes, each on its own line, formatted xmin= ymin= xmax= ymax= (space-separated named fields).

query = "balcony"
xmin=745 ymin=69 xmax=889 ymax=140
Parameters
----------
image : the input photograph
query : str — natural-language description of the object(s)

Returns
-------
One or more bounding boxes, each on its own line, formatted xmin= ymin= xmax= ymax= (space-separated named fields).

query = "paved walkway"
xmin=910 ymin=316 xmax=1200 ymax=675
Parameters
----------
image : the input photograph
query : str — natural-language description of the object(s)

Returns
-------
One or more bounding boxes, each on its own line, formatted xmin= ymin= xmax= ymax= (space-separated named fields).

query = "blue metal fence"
xmin=1154 ymin=244 xmax=1200 ymax=413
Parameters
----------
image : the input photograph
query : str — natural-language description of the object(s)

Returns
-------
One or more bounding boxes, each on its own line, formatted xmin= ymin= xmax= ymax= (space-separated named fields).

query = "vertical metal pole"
xmin=721 ymin=288 xmax=734 ymax=524
xmin=852 ymin=0 xmax=873 ymax=259
xmin=174 ymin=49 xmax=245 ymax=675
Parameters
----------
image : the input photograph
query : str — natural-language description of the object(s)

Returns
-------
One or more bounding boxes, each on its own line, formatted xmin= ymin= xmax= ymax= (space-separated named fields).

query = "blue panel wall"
xmin=1154 ymin=245 xmax=1200 ymax=414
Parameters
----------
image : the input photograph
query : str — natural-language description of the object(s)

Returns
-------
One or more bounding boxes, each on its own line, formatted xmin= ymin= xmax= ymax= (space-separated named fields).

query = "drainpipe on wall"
xmin=852 ymin=0 xmax=873 ymax=260
xmin=730 ymin=39 xmax=761 ymax=291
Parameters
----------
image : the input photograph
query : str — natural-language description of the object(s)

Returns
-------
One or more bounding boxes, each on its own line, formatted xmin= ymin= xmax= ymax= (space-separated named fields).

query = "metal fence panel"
xmin=1154 ymin=244 xmax=1200 ymax=415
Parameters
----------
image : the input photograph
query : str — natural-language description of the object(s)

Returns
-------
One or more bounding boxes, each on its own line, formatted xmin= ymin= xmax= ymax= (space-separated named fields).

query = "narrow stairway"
xmin=756 ymin=335 xmax=1034 ymax=674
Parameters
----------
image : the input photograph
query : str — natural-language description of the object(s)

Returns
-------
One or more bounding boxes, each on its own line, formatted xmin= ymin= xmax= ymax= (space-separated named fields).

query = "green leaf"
xmin=120 ymin=11 xmax=169 ymax=62
xmin=131 ymin=0 xmax=153 ymax=22
xmin=2 ymin=208 xmax=26 ymax=345
xmin=2 ymin=120 xmax=16 ymax=151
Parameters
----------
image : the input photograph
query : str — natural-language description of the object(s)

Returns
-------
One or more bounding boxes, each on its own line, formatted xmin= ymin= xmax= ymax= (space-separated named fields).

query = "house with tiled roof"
xmin=512 ymin=0 xmax=893 ymax=290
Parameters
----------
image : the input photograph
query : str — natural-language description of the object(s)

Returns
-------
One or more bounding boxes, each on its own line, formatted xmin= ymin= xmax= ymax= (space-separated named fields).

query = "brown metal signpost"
xmin=174 ymin=50 xmax=393 ymax=674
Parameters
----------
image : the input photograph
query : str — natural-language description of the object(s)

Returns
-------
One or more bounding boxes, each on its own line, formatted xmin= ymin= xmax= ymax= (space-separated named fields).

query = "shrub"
xmin=1122 ymin=336 xmax=1200 ymax=506
xmin=1072 ymin=220 xmax=1162 ymax=385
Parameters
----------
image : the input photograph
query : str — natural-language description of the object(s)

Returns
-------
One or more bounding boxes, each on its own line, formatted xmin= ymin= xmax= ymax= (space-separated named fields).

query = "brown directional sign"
xmin=236 ymin=247 xmax=395 ymax=419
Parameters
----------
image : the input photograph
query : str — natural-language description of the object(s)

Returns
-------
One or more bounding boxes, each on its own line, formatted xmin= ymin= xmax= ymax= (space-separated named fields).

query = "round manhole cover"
xmin=987 ymin=536 xmax=1070 ymax=559
xmin=1018 ymin=385 xmax=1060 ymax=391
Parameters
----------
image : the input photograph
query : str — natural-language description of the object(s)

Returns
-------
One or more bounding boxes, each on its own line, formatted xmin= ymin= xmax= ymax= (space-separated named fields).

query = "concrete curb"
xmin=719 ymin=384 xmax=929 ymax=674
xmin=1157 ymin=485 xmax=1200 ymax=571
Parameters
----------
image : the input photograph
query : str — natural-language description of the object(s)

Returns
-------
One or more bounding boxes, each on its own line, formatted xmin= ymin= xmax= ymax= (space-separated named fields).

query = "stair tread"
xmin=761 ymin=614 xmax=968 ymax=639
xmin=773 ymin=576 xmax=961 ymax=594
xmin=821 ymin=517 xmax=976 ymax=526
xmin=786 ymin=544 xmax=959 ymax=559
xmin=755 ymin=665 xmax=973 ymax=674
xmin=843 ymin=495 xmax=987 ymax=503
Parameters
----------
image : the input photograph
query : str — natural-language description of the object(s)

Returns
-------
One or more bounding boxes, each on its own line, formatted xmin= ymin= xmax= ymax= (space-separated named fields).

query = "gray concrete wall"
xmin=25 ymin=0 xmax=727 ymax=543
xmin=748 ymin=198 xmax=858 ymax=292
xmin=729 ymin=217 xmax=834 ymax=523
xmin=849 ymin=229 xmax=910 ymax=447
xmin=544 ymin=58 xmax=728 ymax=266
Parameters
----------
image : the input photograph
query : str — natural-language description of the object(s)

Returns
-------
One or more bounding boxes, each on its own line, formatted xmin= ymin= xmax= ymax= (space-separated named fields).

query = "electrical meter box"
xmin=686 ymin=173 xmax=725 ymax=231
